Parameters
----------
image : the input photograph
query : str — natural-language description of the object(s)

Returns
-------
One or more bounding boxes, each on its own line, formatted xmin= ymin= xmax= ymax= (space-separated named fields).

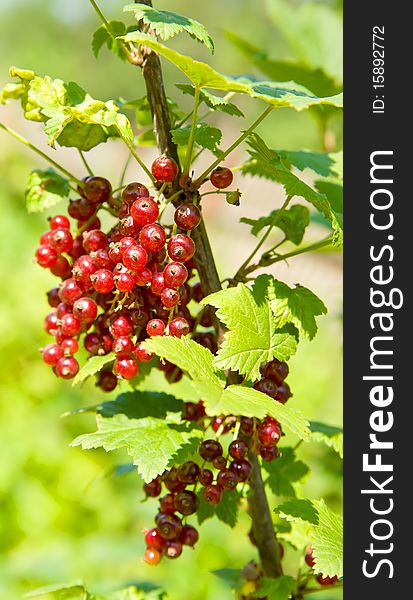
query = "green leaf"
xmin=142 ymin=337 xmax=309 ymax=440
xmin=225 ymin=31 xmax=339 ymax=97
xmin=124 ymin=5 xmax=214 ymax=52
xmin=252 ymin=576 xmax=296 ymax=600
xmin=241 ymin=204 xmax=310 ymax=245
xmin=278 ymin=150 xmax=343 ymax=179
xmin=25 ymin=168 xmax=69 ymax=213
xmin=212 ymin=568 xmax=243 ymax=590
xmin=97 ymin=391 xmax=183 ymax=420
xmin=176 ymin=84 xmax=244 ymax=117
xmin=275 ymin=498 xmax=343 ymax=578
xmin=3 ymin=68 xmax=133 ymax=150
xmin=71 ymin=414 xmax=203 ymax=483
xmin=92 ymin=21 xmax=127 ymax=61
xmin=24 ymin=582 xmax=89 ymax=600
xmin=265 ymin=275 xmax=327 ymax=341
xmin=171 ymin=123 xmax=222 ymax=152
xmin=315 ymin=179 xmax=343 ymax=247
xmin=265 ymin=0 xmax=343 ymax=82
xmin=202 ymin=281 xmax=298 ymax=381
xmin=196 ymin=490 xmax=241 ymax=528
xmin=119 ymin=33 xmax=343 ymax=112
xmin=262 ymin=447 xmax=309 ymax=497
xmin=72 ymin=354 xmax=115 ymax=387
xmin=310 ymin=421 xmax=343 ymax=458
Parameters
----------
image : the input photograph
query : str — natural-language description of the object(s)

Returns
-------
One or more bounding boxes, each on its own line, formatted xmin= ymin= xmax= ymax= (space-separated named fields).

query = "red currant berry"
xmin=49 ymin=228 xmax=73 ymax=254
xmin=130 ymin=197 xmax=159 ymax=226
xmin=145 ymin=528 xmax=166 ymax=552
xmin=144 ymin=547 xmax=161 ymax=566
xmin=112 ymin=336 xmax=135 ymax=356
xmin=59 ymin=278 xmax=84 ymax=305
xmin=60 ymin=312 xmax=81 ymax=336
xmin=139 ymin=223 xmax=166 ymax=253
xmin=163 ymin=540 xmax=183 ymax=559
xmin=182 ymin=402 xmax=201 ymax=422
xmin=174 ymin=491 xmax=199 ymax=516
xmin=217 ymin=468 xmax=239 ymax=490
xmin=305 ymin=547 xmax=316 ymax=568
xmin=229 ymin=439 xmax=249 ymax=460
xmin=72 ymin=255 xmax=96 ymax=285
xmin=44 ymin=312 xmax=59 ymax=335
xmin=61 ymin=337 xmax=79 ymax=355
xmin=169 ymin=316 xmax=190 ymax=338
xmin=90 ymin=269 xmax=114 ymax=293
xmin=47 ymin=287 xmax=61 ymax=308
xmin=275 ymin=383 xmax=292 ymax=404
xmin=199 ymin=439 xmax=223 ymax=461
xmin=167 ymin=234 xmax=195 ymax=263
xmin=114 ymin=357 xmax=138 ymax=379
xmin=134 ymin=344 xmax=154 ymax=363
xmin=163 ymin=468 xmax=186 ymax=493
xmin=114 ymin=272 xmax=135 ymax=293
xmin=151 ymin=155 xmax=179 ymax=182
xmin=35 ymin=245 xmax=58 ymax=268
xmin=49 ymin=215 xmax=70 ymax=230
xmin=260 ymin=445 xmax=280 ymax=462
xmin=122 ymin=245 xmax=148 ymax=271
xmin=164 ymin=262 xmax=188 ymax=287
xmin=109 ymin=315 xmax=133 ymax=337
xmin=179 ymin=524 xmax=199 ymax=547
xmin=69 ymin=236 xmax=85 ymax=260
xmin=82 ymin=229 xmax=108 ymax=253
xmin=84 ymin=176 xmax=112 ymax=204
xmin=132 ymin=267 xmax=152 ymax=287
xmin=157 ymin=513 xmax=183 ymax=540
xmin=210 ymin=166 xmax=233 ymax=189
xmin=177 ymin=461 xmax=200 ymax=484
xmin=258 ymin=419 xmax=282 ymax=447
xmin=108 ymin=243 xmax=123 ymax=264
xmin=199 ymin=469 xmax=214 ymax=486
xmin=254 ymin=378 xmax=278 ymax=399
xmin=118 ymin=236 xmax=138 ymax=255
xmin=73 ymin=297 xmax=98 ymax=323
xmin=122 ymin=182 xmax=150 ymax=205
xmin=212 ymin=415 xmax=236 ymax=434
xmin=50 ymin=256 xmax=72 ymax=279
xmin=160 ymin=493 xmax=176 ymax=514
xmin=161 ymin=287 xmax=180 ymax=308
xmin=213 ymin=455 xmax=227 ymax=470
xmin=150 ymin=272 xmax=166 ymax=296
xmin=68 ymin=198 xmax=95 ymax=220
xmin=119 ymin=215 xmax=139 ymax=237
xmin=56 ymin=302 xmax=72 ymax=318
xmin=55 ymin=356 xmax=79 ymax=379
xmin=240 ymin=417 xmax=254 ymax=436
xmin=84 ymin=332 xmax=112 ymax=356
xmin=146 ymin=319 xmax=165 ymax=337
xmin=230 ymin=458 xmax=252 ymax=482
xmin=41 ymin=343 xmax=64 ymax=366
xmin=174 ymin=203 xmax=201 ymax=230
xmin=143 ymin=478 xmax=162 ymax=497
xmin=97 ymin=370 xmax=118 ymax=392
xmin=203 ymin=484 xmax=222 ymax=505
xmin=260 ymin=358 xmax=289 ymax=384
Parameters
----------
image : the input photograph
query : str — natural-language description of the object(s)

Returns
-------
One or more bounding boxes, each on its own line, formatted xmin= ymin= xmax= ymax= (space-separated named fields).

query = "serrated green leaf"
xmin=278 ymin=150 xmax=342 ymax=179
xmin=241 ymin=204 xmax=310 ymax=245
xmin=72 ymin=354 xmax=115 ymax=387
xmin=118 ymin=33 xmax=343 ymax=112
xmin=202 ymin=282 xmax=298 ymax=381
xmin=264 ymin=275 xmax=327 ymax=340
xmin=262 ymin=447 xmax=309 ymax=497
xmin=315 ymin=179 xmax=343 ymax=247
xmin=171 ymin=123 xmax=222 ymax=152
xmin=275 ymin=498 xmax=319 ymax=525
xmin=97 ymin=391 xmax=183 ymax=420
xmin=310 ymin=421 xmax=343 ymax=458
xmin=92 ymin=21 xmax=127 ymax=61
xmin=252 ymin=576 xmax=296 ymax=600
xmin=141 ymin=337 xmax=309 ymax=440
xmin=176 ymin=84 xmax=244 ymax=117
xmin=25 ymin=168 xmax=69 ymax=213
xmin=71 ymin=414 xmax=202 ymax=483
xmin=196 ymin=490 xmax=240 ymax=528
xmin=124 ymin=5 xmax=214 ymax=52
xmin=312 ymin=500 xmax=343 ymax=578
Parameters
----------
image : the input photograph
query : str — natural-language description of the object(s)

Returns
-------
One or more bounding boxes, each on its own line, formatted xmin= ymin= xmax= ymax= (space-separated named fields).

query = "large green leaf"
xmin=72 ymin=354 xmax=115 ymax=387
xmin=262 ymin=447 xmax=309 ymax=497
xmin=309 ymin=421 xmax=343 ymax=458
xmin=25 ymin=168 xmax=69 ymax=213
xmin=278 ymin=149 xmax=342 ymax=179
xmin=91 ymin=21 xmax=127 ymax=61
xmin=240 ymin=204 xmax=310 ymax=245
xmin=119 ymin=32 xmax=343 ymax=111
xmin=124 ymin=5 xmax=214 ymax=52
xmin=202 ymin=281 xmax=298 ymax=381
xmin=97 ymin=391 xmax=184 ymax=420
xmin=171 ymin=123 xmax=222 ymax=152
xmin=252 ymin=576 xmax=296 ymax=600
xmin=71 ymin=414 xmax=202 ymax=483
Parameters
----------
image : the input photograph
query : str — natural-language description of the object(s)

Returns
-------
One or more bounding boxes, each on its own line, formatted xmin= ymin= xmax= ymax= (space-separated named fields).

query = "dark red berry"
xmin=60 ymin=312 xmax=81 ymax=336
xmin=174 ymin=490 xmax=199 ymax=516
xmin=84 ymin=332 xmax=112 ymax=356
xmin=177 ymin=461 xmax=200 ymax=484
xmin=114 ymin=357 xmax=138 ymax=379
xmin=146 ymin=319 xmax=165 ymax=337
xmin=41 ymin=343 xmax=64 ymax=366
xmin=69 ymin=236 xmax=85 ymax=259
xmin=163 ymin=468 xmax=186 ymax=493
xmin=151 ymin=272 xmax=166 ymax=296
xmin=254 ymin=378 xmax=278 ymax=399
xmin=73 ymin=297 xmax=98 ymax=323
xmin=275 ymin=383 xmax=292 ymax=404
xmin=112 ymin=336 xmax=135 ymax=356
xmin=174 ymin=203 xmax=201 ymax=230
xmin=217 ymin=468 xmax=239 ymax=490
xmin=164 ymin=262 xmax=188 ymax=287
xmin=130 ymin=197 xmax=159 ymax=226
xmin=55 ymin=356 xmax=79 ymax=379
xmin=260 ymin=358 xmax=289 ymax=384
xmin=316 ymin=575 xmax=338 ymax=586
xmin=134 ymin=344 xmax=154 ymax=363
xmin=157 ymin=513 xmax=183 ymax=540
xmin=179 ymin=524 xmax=199 ymax=547
xmin=152 ymin=155 xmax=179 ymax=182
xmin=167 ymin=234 xmax=195 ymax=263
xmin=230 ymin=458 xmax=252 ymax=482
xmin=305 ymin=547 xmax=316 ymax=568
xmin=240 ymin=417 xmax=254 ymax=436
xmin=143 ymin=478 xmax=162 ymax=498
xmin=229 ymin=439 xmax=249 ymax=460
xmin=68 ymin=198 xmax=95 ymax=220
xmin=122 ymin=182 xmax=150 ymax=205
xmin=163 ymin=540 xmax=183 ymax=559
xmin=199 ymin=439 xmax=223 ymax=461
xmin=161 ymin=287 xmax=180 ymax=309
xmin=182 ymin=402 xmax=202 ymax=422
xmin=199 ymin=469 xmax=214 ymax=486
xmin=82 ymin=229 xmax=108 ymax=253
xmin=50 ymin=256 xmax=72 ymax=279
xmin=84 ymin=176 xmax=112 ymax=204
xmin=145 ymin=528 xmax=166 ymax=551
xmin=213 ymin=455 xmax=227 ymax=470
xmin=97 ymin=370 xmax=118 ymax=392
xmin=210 ymin=166 xmax=233 ymax=189
xmin=212 ymin=415 xmax=236 ymax=434
xmin=122 ymin=245 xmax=148 ymax=271
xmin=203 ymin=484 xmax=222 ymax=505
xmin=47 ymin=287 xmax=61 ymax=308
xmin=260 ymin=445 xmax=280 ymax=462
xmin=159 ymin=493 xmax=176 ymax=514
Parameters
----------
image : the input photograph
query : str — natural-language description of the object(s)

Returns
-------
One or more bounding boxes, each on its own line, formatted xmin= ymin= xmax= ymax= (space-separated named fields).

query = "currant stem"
xmin=78 ymin=149 xmax=94 ymax=176
xmin=182 ymin=86 xmax=201 ymax=183
xmin=0 ymin=121 xmax=83 ymax=185
xmin=125 ymin=140 xmax=155 ymax=182
xmin=192 ymin=105 xmax=273 ymax=189
xmin=263 ymin=235 xmax=333 ymax=266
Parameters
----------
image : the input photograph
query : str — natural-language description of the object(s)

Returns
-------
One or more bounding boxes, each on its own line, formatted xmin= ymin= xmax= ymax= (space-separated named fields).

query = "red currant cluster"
xmin=305 ymin=547 xmax=339 ymax=587
xmin=34 ymin=156 xmax=227 ymax=389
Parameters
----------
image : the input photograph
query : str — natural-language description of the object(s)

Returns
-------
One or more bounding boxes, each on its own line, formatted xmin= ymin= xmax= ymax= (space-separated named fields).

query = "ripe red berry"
xmin=217 ymin=468 xmax=239 ymax=490
xmin=210 ymin=166 xmax=233 ymax=189
xmin=174 ymin=203 xmax=201 ymax=230
xmin=73 ymin=297 xmax=98 ymax=323
xmin=60 ymin=312 xmax=81 ymax=336
xmin=146 ymin=319 xmax=165 ymax=337
xmin=150 ymin=272 xmax=166 ymax=296
xmin=114 ymin=272 xmax=135 ymax=293
xmin=49 ymin=215 xmax=70 ymax=230
xmin=260 ymin=358 xmax=289 ymax=384
xmin=203 ymin=484 xmax=222 ymax=505
xmin=44 ymin=311 xmax=59 ymax=335
xmin=305 ymin=547 xmax=316 ymax=568
xmin=59 ymin=278 xmax=84 ymax=305
xmin=97 ymin=370 xmax=118 ymax=392
xmin=55 ymin=356 xmax=79 ymax=379
xmin=260 ymin=445 xmax=280 ymax=462
xmin=199 ymin=439 xmax=223 ymax=461
xmin=163 ymin=468 xmax=186 ymax=493
xmin=83 ymin=176 xmax=112 ymax=204
xmin=167 ymin=234 xmax=195 ymax=263
xmin=152 ymin=155 xmax=179 ymax=182
xmin=68 ymin=198 xmax=95 ymax=220
xmin=254 ymin=378 xmax=278 ymax=399
xmin=72 ymin=255 xmax=96 ymax=285
xmin=132 ymin=267 xmax=152 ymax=287
xmin=109 ymin=315 xmax=133 ymax=337
xmin=119 ymin=215 xmax=139 ymax=237
xmin=61 ymin=337 xmax=79 ymax=355
xmin=213 ymin=455 xmax=227 ymax=470
xmin=139 ymin=223 xmax=166 ymax=253
xmin=114 ymin=357 xmax=138 ymax=379
xmin=112 ymin=336 xmax=135 ymax=356
xmin=41 ymin=343 xmax=64 ymax=366
xmin=69 ymin=236 xmax=85 ymax=260
xmin=122 ymin=245 xmax=148 ymax=271
xmin=157 ymin=513 xmax=183 ymax=540
xmin=230 ymin=458 xmax=252 ymax=482
xmin=122 ymin=182 xmax=150 ymax=205
xmin=82 ymin=229 xmax=108 ymax=253
xmin=145 ymin=528 xmax=166 ymax=552
xmin=144 ymin=547 xmax=161 ymax=566
xmin=164 ymin=262 xmax=188 ymax=287
xmin=229 ymin=439 xmax=249 ymax=460
xmin=90 ymin=269 xmax=114 ymax=293
xmin=199 ymin=469 xmax=214 ymax=486
xmin=258 ymin=418 xmax=282 ymax=447
xmin=160 ymin=493 xmax=176 ymax=514
xmin=56 ymin=302 xmax=72 ymax=318
xmin=35 ymin=245 xmax=58 ymax=268
xmin=179 ymin=524 xmax=199 ymax=547
xmin=47 ymin=287 xmax=61 ymax=308
xmin=174 ymin=490 xmax=199 ymax=516
xmin=134 ymin=344 xmax=154 ymax=363
xmin=50 ymin=256 xmax=72 ymax=279
xmin=84 ymin=332 xmax=112 ymax=355
xmin=143 ymin=478 xmax=162 ymax=498
xmin=49 ymin=228 xmax=73 ymax=254
xmin=130 ymin=197 xmax=159 ymax=226
xmin=163 ymin=540 xmax=183 ymax=559
xmin=316 ymin=575 xmax=338 ymax=586
xmin=177 ymin=461 xmax=200 ymax=484
xmin=275 ymin=383 xmax=292 ymax=404
xmin=161 ymin=287 xmax=180 ymax=309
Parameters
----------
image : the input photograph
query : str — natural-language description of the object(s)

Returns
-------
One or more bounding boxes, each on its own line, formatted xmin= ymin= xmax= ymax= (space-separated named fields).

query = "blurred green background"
xmin=0 ymin=1 xmax=342 ymax=599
